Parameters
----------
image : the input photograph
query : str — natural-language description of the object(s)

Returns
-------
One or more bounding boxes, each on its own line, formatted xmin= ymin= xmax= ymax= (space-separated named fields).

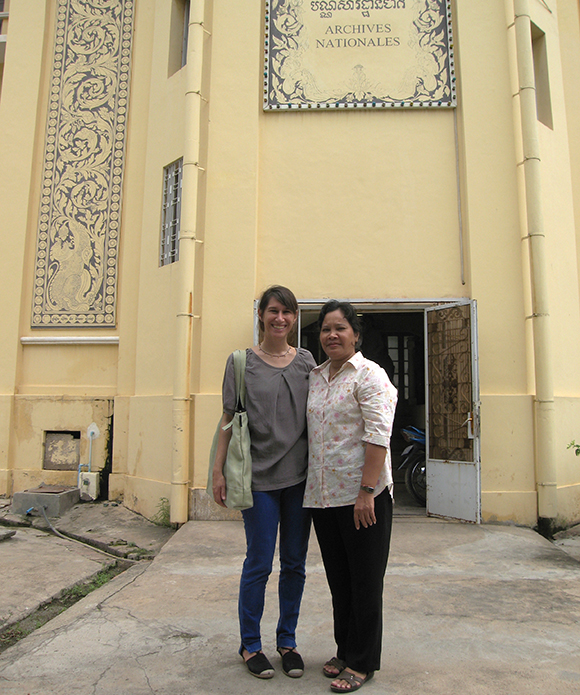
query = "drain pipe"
xmin=170 ymin=0 xmax=207 ymax=524
xmin=511 ymin=0 xmax=557 ymax=525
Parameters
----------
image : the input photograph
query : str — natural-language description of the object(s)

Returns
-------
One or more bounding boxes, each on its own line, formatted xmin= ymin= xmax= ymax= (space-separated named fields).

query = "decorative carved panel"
xmin=428 ymin=304 xmax=473 ymax=462
xmin=32 ymin=0 xmax=134 ymax=327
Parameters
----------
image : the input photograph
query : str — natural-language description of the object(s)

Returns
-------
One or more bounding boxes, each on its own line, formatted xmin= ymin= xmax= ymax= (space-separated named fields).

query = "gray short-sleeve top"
xmin=222 ymin=348 xmax=317 ymax=492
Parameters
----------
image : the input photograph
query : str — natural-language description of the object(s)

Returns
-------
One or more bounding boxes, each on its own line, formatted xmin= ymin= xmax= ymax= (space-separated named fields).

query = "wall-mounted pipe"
xmin=170 ymin=0 xmax=207 ymax=524
xmin=511 ymin=0 xmax=557 ymax=522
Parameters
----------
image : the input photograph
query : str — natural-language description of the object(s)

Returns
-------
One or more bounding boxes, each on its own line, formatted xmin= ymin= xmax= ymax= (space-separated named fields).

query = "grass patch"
xmin=152 ymin=497 xmax=176 ymax=528
xmin=0 ymin=563 xmax=128 ymax=654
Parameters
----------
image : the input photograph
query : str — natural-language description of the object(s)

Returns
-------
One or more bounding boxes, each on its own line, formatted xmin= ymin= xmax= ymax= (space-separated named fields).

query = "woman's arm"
xmin=211 ymin=412 xmax=234 ymax=507
xmin=353 ymin=364 xmax=397 ymax=529
xmin=353 ymin=442 xmax=386 ymax=530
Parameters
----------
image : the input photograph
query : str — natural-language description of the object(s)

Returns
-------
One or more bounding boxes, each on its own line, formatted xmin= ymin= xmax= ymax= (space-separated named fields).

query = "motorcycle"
xmin=397 ymin=426 xmax=426 ymax=506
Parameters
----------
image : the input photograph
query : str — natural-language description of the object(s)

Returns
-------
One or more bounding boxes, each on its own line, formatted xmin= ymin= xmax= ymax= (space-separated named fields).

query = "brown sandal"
xmin=323 ymin=656 xmax=347 ymax=678
xmin=330 ymin=669 xmax=374 ymax=692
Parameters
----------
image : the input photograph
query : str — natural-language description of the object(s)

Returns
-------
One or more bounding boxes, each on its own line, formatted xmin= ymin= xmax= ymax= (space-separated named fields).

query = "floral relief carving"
xmin=32 ymin=0 xmax=134 ymax=327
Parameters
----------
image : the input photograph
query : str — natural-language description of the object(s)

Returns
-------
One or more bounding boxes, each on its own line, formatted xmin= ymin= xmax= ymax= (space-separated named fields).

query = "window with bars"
xmin=0 ymin=0 xmax=8 ymax=75
xmin=160 ymin=158 xmax=183 ymax=266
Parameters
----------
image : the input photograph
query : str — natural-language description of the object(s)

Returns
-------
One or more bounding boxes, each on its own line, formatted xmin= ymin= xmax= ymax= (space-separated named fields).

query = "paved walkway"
xmin=1 ymin=513 xmax=580 ymax=695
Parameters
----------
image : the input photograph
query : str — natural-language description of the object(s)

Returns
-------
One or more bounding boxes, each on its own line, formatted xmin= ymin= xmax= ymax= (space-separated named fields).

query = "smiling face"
xmin=259 ymin=298 xmax=297 ymax=342
xmin=320 ymin=309 xmax=359 ymax=367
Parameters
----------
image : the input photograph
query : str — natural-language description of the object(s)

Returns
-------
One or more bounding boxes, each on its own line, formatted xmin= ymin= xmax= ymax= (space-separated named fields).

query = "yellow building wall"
xmin=109 ymin=1 xmax=187 ymax=517
xmin=559 ymin=1 xmax=580 ymax=317
xmin=480 ymin=395 xmax=536 ymax=526
xmin=18 ymin=345 xmax=118 ymax=396
xmin=199 ymin=0 xmax=580 ymax=527
xmin=0 ymin=0 xmax=55 ymax=495
xmin=530 ymin=1 xmax=580 ymax=524
xmin=557 ymin=1 xmax=580 ymax=523
xmin=10 ymin=396 xmax=112 ymax=493
xmin=555 ymin=397 xmax=580 ymax=523
xmin=1 ymin=0 xmax=580 ymax=527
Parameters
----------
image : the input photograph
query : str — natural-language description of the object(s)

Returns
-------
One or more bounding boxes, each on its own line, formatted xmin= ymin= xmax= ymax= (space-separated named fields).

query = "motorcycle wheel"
xmin=404 ymin=452 xmax=427 ymax=506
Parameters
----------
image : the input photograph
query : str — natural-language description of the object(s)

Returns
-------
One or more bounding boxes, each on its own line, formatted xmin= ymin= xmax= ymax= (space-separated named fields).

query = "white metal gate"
xmin=425 ymin=301 xmax=481 ymax=523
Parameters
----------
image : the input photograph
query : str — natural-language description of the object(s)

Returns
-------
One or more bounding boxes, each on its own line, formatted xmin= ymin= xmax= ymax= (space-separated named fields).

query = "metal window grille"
xmin=0 ymin=1 xmax=7 ymax=39
xmin=160 ymin=158 xmax=183 ymax=266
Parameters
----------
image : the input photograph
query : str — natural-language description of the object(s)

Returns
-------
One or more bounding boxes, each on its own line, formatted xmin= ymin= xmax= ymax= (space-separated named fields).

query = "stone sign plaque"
xmin=264 ymin=0 xmax=455 ymax=110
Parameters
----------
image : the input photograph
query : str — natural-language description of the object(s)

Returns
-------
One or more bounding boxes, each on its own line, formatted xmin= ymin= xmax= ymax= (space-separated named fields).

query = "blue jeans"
xmin=239 ymin=481 xmax=311 ymax=654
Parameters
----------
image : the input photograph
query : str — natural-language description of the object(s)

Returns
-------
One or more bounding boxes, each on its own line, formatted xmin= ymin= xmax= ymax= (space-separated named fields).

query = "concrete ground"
xmin=0 ymin=497 xmax=175 ymax=637
xmin=1 ymin=493 xmax=580 ymax=695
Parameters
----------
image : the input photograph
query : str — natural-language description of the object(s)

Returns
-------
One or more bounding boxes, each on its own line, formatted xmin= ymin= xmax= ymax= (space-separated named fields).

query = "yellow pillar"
xmin=170 ymin=0 xmax=207 ymax=524
xmin=511 ymin=0 xmax=557 ymax=522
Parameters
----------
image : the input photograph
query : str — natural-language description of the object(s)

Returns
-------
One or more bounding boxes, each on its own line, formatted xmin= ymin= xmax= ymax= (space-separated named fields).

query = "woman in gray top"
xmin=211 ymin=286 xmax=316 ymax=680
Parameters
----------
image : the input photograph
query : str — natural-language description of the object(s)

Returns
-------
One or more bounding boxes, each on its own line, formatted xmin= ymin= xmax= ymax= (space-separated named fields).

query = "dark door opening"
xmin=299 ymin=309 xmax=427 ymax=512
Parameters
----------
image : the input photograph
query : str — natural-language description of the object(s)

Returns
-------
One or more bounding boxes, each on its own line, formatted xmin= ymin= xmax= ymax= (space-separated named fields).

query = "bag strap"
xmin=232 ymin=349 xmax=247 ymax=411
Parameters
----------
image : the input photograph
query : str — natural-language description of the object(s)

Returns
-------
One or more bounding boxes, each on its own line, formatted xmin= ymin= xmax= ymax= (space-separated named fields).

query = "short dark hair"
xmin=258 ymin=285 xmax=298 ymax=332
xmin=318 ymin=300 xmax=362 ymax=345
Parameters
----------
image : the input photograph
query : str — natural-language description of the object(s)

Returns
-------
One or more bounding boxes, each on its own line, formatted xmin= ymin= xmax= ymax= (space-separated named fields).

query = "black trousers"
xmin=311 ymin=489 xmax=393 ymax=673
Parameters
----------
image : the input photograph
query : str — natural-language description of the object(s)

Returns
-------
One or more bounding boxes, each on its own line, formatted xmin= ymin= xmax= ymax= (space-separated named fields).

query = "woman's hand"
xmin=354 ymin=443 xmax=385 ymax=529
xmin=212 ymin=470 xmax=227 ymax=508
xmin=353 ymin=490 xmax=376 ymax=530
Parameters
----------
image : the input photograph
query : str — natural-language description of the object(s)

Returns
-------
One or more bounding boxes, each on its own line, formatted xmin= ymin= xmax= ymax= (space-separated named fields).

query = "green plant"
xmin=153 ymin=497 xmax=171 ymax=527
xmin=65 ymin=567 xmax=119 ymax=601
xmin=567 ymin=441 xmax=580 ymax=456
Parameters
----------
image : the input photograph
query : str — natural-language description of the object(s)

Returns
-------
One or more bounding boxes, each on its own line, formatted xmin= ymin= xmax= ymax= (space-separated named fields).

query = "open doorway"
xmin=299 ymin=307 xmax=427 ymax=515
xmin=296 ymin=300 xmax=481 ymax=522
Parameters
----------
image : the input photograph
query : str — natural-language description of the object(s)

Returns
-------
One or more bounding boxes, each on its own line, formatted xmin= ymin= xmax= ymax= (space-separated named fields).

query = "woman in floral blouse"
xmin=304 ymin=300 xmax=398 ymax=693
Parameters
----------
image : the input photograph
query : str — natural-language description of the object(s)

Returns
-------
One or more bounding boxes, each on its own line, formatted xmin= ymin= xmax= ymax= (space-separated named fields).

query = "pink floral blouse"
xmin=304 ymin=351 xmax=398 ymax=509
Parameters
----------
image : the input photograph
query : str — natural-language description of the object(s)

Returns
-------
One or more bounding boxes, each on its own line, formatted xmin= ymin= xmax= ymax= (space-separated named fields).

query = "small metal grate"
xmin=160 ymin=158 xmax=183 ymax=266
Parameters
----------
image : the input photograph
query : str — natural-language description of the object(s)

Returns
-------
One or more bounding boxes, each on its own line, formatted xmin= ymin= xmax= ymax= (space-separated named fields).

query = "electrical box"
xmin=79 ymin=472 xmax=99 ymax=500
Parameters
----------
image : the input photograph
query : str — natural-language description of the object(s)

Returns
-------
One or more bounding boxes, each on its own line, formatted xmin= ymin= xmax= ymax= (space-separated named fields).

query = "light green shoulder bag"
xmin=206 ymin=349 xmax=253 ymax=510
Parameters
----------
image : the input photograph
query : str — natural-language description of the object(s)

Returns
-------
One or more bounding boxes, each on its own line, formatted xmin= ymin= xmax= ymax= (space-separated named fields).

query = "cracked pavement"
xmin=1 ymin=518 xmax=580 ymax=694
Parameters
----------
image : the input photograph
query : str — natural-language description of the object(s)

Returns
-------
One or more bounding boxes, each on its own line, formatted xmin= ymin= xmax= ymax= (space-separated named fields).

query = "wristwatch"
xmin=360 ymin=484 xmax=375 ymax=494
